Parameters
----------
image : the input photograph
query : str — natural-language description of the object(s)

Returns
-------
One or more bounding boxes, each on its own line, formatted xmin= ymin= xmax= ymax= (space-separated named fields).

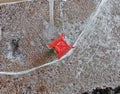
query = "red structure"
xmin=48 ymin=33 xmax=74 ymax=59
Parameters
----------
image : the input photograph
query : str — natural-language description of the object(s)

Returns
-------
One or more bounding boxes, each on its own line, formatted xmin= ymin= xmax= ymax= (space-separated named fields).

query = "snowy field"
xmin=0 ymin=0 xmax=120 ymax=93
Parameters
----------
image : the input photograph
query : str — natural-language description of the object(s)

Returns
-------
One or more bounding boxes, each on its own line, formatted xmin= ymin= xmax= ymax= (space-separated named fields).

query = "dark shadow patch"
xmin=31 ymin=49 xmax=56 ymax=67
xmin=82 ymin=86 xmax=120 ymax=94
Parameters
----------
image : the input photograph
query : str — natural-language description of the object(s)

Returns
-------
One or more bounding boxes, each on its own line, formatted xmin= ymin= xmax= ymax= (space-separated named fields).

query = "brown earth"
xmin=0 ymin=0 xmax=120 ymax=93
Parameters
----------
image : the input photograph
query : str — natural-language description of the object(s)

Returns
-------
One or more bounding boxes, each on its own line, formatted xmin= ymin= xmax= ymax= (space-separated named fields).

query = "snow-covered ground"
xmin=0 ymin=0 xmax=120 ymax=93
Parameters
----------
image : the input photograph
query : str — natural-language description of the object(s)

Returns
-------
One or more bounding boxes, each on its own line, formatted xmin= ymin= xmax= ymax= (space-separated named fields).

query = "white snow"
xmin=0 ymin=0 xmax=109 ymax=75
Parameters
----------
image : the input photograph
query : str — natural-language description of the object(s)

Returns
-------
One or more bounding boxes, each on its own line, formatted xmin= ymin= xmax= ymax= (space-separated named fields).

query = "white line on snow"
xmin=0 ymin=0 xmax=108 ymax=75
xmin=0 ymin=48 xmax=74 ymax=75
xmin=75 ymin=46 xmax=99 ymax=78
xmin=0 ymin=59 xmax=59 ymax=75
xmin=73 ymin=0 xmax=108 ymax=47
xmin=0 ymin=0 xmax=32 ymax=6
xmin=0 ymin=27 xmax=2 ymax=41
xmin=93 ymin=0 xmax=108 ymax=18
xmin=86 ymin=46 xmax=99 ymax=64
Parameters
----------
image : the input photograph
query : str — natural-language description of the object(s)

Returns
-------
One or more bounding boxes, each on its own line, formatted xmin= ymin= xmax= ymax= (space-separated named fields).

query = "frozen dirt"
xmin=0 ymin=0 xmax=120 ymax=93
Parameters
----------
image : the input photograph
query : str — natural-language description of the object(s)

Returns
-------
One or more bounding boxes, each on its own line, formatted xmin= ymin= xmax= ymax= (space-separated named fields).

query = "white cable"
xmin=0 ymin=0 xmax=108 ymax=75
xmin=0 ymin=0 xmax=32 ymax=6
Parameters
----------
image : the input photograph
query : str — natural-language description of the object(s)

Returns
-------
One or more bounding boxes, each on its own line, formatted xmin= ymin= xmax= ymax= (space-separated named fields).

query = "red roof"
xmin=48 ymin=33 xmax=74 ymax=59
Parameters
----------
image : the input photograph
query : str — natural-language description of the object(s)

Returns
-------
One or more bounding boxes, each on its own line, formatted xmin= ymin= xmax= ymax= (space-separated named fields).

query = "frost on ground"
xmin=57 ymin=0 xmax=120 ymax=93
xmin=0 ymin=0 xmax=120 ymax=93
xmin=0 ymin=0 xmax=98 ymax=72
